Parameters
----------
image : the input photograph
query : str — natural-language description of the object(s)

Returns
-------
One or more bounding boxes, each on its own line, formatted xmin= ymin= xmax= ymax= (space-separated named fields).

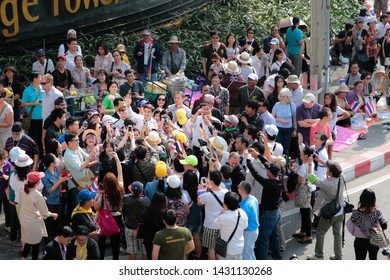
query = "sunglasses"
xmin=0 ymin=95 xmax=5 ymax=98
xmin=157 ymin=98 xmax=165 ymax=101
xmin=40 ymin=81 xmax=49 ymax=85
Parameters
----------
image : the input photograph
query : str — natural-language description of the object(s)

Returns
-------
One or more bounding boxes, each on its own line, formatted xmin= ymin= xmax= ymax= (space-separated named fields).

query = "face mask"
xmin=37 ymin=181 xmax=44 ymax=191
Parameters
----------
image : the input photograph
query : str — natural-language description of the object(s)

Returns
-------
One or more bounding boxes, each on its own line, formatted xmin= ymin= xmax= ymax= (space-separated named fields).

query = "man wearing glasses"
xmin=32 ymin=48 xmax=55 ymax=75
xmin=43 ymin=226 xmax=75 ymax=260
xmin=41 ymin=74 xmax=63 ymax=123
xmin=239 ymin=26 xmax=260 ymax=55
xmin=201 ymin=31 xmax=228 ymax=78
xmin=119 ymin=70 xmax=144 ymax=113
xmin=64 ymin=133 xmax=96 ymax=220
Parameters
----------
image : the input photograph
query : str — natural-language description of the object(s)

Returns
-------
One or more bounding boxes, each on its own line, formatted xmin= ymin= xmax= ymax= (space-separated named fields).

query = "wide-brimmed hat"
xmin=146 ymin=131 xmax=161 ymax=145
xmin=374 ymin=65 xmax=386 ymax=75
xmin=338 ymin=84 xmax=350 ymax=92
xmin=82 ymin=129 xmax=100 ymax=142
xmin=9 ymin=147 xmax=25 ymax=163
xmin=223 ymin=61 xmax=241 ymax=75
xmin=167 ymin=35 xmax=181 ymax=44
xmin=210 ymin=136 xmax=228 ymax=153
xmin=4 ymin=66 xmax=19 ymax=77
xmin=237 ymin=52 xmax=252 ymax=64
xmin=286 ymin=75 xmax=300 ymax=84
xmin=15 ymin=154 xmax=33 ymax=167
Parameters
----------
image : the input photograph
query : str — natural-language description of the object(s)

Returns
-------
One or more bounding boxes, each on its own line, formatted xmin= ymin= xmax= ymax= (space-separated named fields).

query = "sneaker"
xmin=280 ymin=248 xmax=286 ymax=254
xmin=329 ymin=254 xmax=341 ymax=260
xmin=119 ymin=247 xmax=129 ymax=255
xmin=306 ymin=255 xmax=324 ymax=260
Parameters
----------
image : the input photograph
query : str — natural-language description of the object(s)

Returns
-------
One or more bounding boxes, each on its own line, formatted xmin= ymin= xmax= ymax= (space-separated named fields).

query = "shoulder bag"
xmin=209 ymin=189 xmax=223 ymax=207
xmin=320 ymin=178 xmax=341 ymax=219
xmin=215 ymin=210 xmax=241 ymax=258
xmin=369 ymin=220 xmax=390 ymax=248
xmin=97 ymin=193 xmax=121 ymax=236
xmin=22 ymin=91 xmax=39 ymax=131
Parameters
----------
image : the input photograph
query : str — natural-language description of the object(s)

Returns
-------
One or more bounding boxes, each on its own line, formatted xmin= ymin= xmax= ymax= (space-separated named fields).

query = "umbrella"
xmin=278 ymin=17 xmax=307 ymax=33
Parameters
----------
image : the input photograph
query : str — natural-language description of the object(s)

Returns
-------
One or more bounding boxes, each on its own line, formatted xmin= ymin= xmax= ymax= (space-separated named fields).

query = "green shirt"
xmin=153 ymin=227 xmax=193 ymax=260
xmin=102 ymin=93 xmax=121 ymax=115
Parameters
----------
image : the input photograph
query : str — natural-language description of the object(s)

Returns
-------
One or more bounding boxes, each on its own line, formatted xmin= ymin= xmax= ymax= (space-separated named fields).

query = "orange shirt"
xmin=310 ymin=121 xmax=332 ymax=146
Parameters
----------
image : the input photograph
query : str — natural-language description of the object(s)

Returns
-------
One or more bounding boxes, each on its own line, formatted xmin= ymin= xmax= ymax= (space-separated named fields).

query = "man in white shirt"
xmin=215 ymin=191 xmax=248 ymax=260
xmin=32 ymin=48 xmax=55 ymax=75
xmin=41 ymin=73 xmax=64 ymax=122
xmin=377 ymin=14 xmax=389 ymax=39
xmin=198 ymin=170 xmax=228 ymax=260
xmin=286 ymin=75 xmax=304 ymax=106
xmin=65 ymin=38 xmax=82 ymax=70
xmin=58 ymin=29 xmax=82 ymax=56
xmin=125 ymin=96 xmax=157 ymax=132
xmin=264 ymin=124 xmax=283 ymax=157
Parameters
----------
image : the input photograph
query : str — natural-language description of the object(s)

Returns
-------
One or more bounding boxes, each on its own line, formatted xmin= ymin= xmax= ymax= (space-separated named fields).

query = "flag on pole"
xmin=338 ymin=77 xmax=346 ymax=84
xmin=349 ymin=101 xmax=362 ymax=112
xmin=364 ymin=98 xmax=376 ymax=115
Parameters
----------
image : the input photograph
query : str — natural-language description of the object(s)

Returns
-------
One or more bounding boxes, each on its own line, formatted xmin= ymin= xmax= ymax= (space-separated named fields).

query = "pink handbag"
xmin=97 ymin=194 xmax=120 ymax=236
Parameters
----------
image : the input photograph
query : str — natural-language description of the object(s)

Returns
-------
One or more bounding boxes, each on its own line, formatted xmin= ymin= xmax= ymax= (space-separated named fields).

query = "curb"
xmin=340 ymin=143 xmax=390 ymax=182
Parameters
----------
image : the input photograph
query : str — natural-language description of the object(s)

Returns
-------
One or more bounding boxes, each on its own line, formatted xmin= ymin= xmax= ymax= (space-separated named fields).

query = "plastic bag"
xmin=350 ymin=113 xmax=367 ymax=131
xmin=377 ymin=96 xmax=387 ymax=112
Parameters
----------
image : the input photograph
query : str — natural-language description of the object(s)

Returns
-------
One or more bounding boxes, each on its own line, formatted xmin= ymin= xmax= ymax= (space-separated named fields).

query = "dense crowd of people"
xmin=0 ymin=1 xmax=389 ymax=260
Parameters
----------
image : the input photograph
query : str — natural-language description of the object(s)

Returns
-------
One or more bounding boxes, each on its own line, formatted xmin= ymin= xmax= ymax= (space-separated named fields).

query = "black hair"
xmin=245 ymin=125 xmax=259 ymax=140
xmin=183 ymin=171 xmax=199 ymax=203
xmin=46 ymin=139 xmax=60 ymax=157
xmin=210 ymin=72 xmax=223 ymax=80
xmin=60 ymin=226 xmax=75 ymax=238
xmin=302 ymin=146 xmax=313 ymax=157
xmin=237 ymin=134 xmax=249 ymax=148
xmin=280 ymin=61 xmax=295 ymax=75
xmin=210 ymin=52 xmax=221 ymax=61
xmin=65 ymin=132 xmax=78 ymax=144
xmin=358 ymin=188 xmax=376 ymax=213
xmin=97 ymin=42 xmax=109 ymax=55
xmin=75 ymin=225 xmax=90 ymax=236
xmin=224 ymin=191 xmax=240 ymax=210
xmin=67 ymin=37 xmax=77 ymax=45
xmin=160 ymin=109 xmax=173 ymax=120
xmin=360 ymin=71 xmax=371 ymax=80
xmin=52 ymin=108 xmax=66 ymax=121
xmin=354 ymin=80 xmax=363 ymax=88
xmin=259 ymin=98 xmax=269 ymax=110
xmin=124 ymin=69 xmax=135 ymax=76
xmin=220 ymin=164 xmax=233 ymax=180
xmin=292 ymin=17 xmax=300 ymax=30
xmin=318 ymin=107 xmax=331 ymax=119
xmin=113 ymin=97 xmax=124 ymax=107
xmin=246 ymin=100 xmax=259 ymax=111
xmin=247 ymin=26 xmax=256 ymax=34
xmin=134 ymin=145 xmax=147 ymax=160
xmin=225 ymin=32 xmax=237 ymax=48
xmin=210 ymin=31 xmax=221 ymax=38
xmin=165 ymin=185 xmax=183 ymax=200
xmin=162 ymin=209 xmax=177 ymax=226
xmin=108 ymin=80 xmax=119 ymax=90
xmin=316 ymin=131 xmax=328 ymax=147
xmin=345 ymin=23 xmax=354 ymax=31
xmin=42 ymin=153 xmax=57 ymax=169
xmin=209 ymin=170 xmax=222 ymax=186
xmin=93 ymin=69 xmax=109 ymax=84
xmin=251 ymin=141 xmax=265 ymax=155
xmin=238 ymin=181 xmax=252 ymax=194
xmin=324 ymin=92 xmax=337 ymax=112
xmin=74 ymin=54 xmax=83 ymax=64
xmin=66 ymin=117 xmax=78 ymax=129
xmin=173 ymin=157 xmax=185 ymax=173
xmin=30 ymin=72 xmax=41 ymax=81
xmin=272 ymin=48 xmax=284 ymax=64
xmin=152 ymin=94 xmax=168 ymax=109
xmin=15 ymin=165 xmax=30 ymax=181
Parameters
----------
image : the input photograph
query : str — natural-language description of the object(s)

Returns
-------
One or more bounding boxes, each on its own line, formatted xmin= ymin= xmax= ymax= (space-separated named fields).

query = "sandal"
xmin=358 ymin=133 xmax=367 ymax=140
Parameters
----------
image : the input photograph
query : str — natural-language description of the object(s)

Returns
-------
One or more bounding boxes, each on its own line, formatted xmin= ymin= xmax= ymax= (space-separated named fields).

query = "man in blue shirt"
xmin=238 ymin=181 xmax=259 ymax=260
xmin=21 ymin=72 xmax=44 ymax=157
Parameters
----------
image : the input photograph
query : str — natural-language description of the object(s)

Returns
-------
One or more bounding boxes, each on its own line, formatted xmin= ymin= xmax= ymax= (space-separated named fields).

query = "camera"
xmin=162 ymin=117 xmax=168 ymax=126
xmin=382 ymin=248 xmax=390 ymax=257
xmin=198 ymin=139 xmax=208 ymax=147
xmin=135 ymin=139 xmax=143 ymax=145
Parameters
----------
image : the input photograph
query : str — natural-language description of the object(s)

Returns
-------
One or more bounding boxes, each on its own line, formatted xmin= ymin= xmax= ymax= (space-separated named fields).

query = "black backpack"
xmin=287 ymin=170 xmax=299 ymax=193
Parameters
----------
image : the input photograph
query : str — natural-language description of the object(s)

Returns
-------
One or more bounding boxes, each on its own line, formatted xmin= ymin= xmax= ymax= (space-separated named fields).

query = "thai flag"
xmin=367 ymin=5 xmax=375 ymax=17
xmin=364 ymin=98 xmax=376 ymax=115
xmin=338 ymin=77 xmax=346 ymax=84
xmin=349 ymin=101 xmax=362 ymax=112
xmin=170 ymin=140 xmax=185 ymax=154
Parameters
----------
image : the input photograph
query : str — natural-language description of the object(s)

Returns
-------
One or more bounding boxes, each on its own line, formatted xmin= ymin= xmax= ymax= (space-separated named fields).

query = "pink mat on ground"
xmin=332 ymin=125 xmax=361 ymax=152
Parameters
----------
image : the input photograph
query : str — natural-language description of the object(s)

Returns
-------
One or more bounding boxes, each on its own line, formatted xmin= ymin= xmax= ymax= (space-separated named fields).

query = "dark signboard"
xmin=0 ymin=0 xmax=210 ymax=52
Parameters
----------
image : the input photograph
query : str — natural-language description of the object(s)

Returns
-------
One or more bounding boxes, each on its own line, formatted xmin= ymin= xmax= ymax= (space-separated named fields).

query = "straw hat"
xmin=82 ymin=129 xmax=100 ymax=142
xmin=209 ymin=136 xmax=228 ymax=153
xmin=286 ymin=75 xmax=300 ymax=84
xmin=338 ymin=84 xmax=350 ymax=92
xmin=167 ymin=35 xmax=181 ymax=44
xmin=146 ymin=131 xmax=161 ymax=145
xmin=223 ymin=61 xmax=241 ymax=75
xmin=237 ymin=52 xmax=252 ymax=64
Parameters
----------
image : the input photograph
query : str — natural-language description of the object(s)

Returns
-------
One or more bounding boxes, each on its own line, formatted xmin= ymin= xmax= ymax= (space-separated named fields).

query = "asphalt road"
xmin=1 ymin=164 xmax=390 ymax=260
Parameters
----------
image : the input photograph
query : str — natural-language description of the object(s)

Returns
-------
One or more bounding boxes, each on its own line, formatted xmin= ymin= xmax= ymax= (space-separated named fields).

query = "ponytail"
xmin=24 ymin=180 xmax=38 ymax=194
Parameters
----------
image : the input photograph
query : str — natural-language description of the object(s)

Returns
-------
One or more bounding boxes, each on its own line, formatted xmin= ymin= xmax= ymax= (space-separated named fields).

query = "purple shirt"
xmin=296 ymin=103 xmax=321 ymax=145
xmin=0 ymin=161 xmax=11 ymax=199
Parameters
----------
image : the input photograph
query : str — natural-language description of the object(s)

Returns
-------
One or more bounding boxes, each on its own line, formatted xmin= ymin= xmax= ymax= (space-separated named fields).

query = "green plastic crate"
xmin=144 ymin=90 xmax=167 ymax=102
